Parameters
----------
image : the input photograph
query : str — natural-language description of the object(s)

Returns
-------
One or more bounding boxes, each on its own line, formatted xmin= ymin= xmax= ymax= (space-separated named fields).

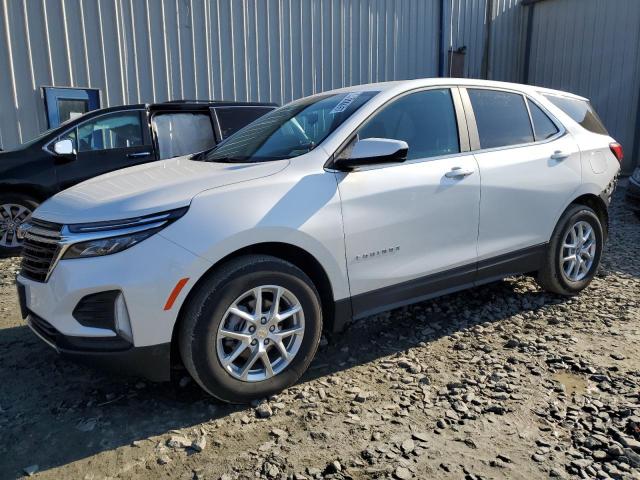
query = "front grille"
xmin=20 ymin=218 xmax=63 ymax=282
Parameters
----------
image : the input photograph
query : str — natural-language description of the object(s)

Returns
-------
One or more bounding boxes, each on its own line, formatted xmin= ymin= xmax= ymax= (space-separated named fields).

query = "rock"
xmin=532 ymin=453 xmax=545 ymax=462
xmin=401 ymin=438 xmax=415 ymax=454
xmin=496 ymin=454 xmax=512 ymax=463
xmin=412 ymin=432 xmax=430 ymax=442
xmin=610 ymin=353 xmax=625 ymax=360
xmin=192 ymin=435 xmax=207 ymax=452
xmin=355 ymin=392 xmax=372 ymax=403
xmin=256 ymin=403 xmax=273 ymax=419
xmin=394 ymin=466 xmax=413 ymax=479
xmin=624 ymin=448 xmax=640 ymax=468
xmin=608 ymin=444 xmax=624 ymax=457
xmin=324 ymin=460 xmax=342 ymax=474
xmin=23 ymin=465 xmax=39 ymax=476
xmin=306 ymin=466 xmax=322 ymax=477
xmin=592 ymin=450 xmax=607 ymax=461
xmin=504 ymin=339 xmax=520 ymax=348
xmin=157 ymin=455 xmax=171 ymax=465
xmin=167 ymin=435 xmax=191 ymax=449
xmin=270 ymin=428 xmax=288 ymax=438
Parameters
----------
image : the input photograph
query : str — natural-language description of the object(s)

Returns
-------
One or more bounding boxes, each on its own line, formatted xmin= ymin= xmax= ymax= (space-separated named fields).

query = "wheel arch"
xmin=568 ymin=193 xmax=609 ymax=239
xmin=0 ymin=183 xmax=49 ymax=203
xmin=169 ymin=242 xmax=347 ymax=371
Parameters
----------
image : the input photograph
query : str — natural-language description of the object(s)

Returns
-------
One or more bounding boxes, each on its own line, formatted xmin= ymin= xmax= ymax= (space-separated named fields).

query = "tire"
xmin=536 ymin=204 xmax=604 ymax=296
xmin=0 ymin=194 xmax=38 ymax=257
xmin=178 ymin=255 xmax=323 ymax=403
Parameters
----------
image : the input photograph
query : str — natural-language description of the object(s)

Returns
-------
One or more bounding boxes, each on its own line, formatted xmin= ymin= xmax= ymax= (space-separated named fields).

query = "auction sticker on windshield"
xmin=330 ymin=92 xmax=362 ymax=114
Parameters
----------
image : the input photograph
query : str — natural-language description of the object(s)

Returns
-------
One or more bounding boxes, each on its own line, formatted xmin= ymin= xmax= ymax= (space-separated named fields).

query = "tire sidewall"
xmin=553 ymin=207 xmax=603 ymax=293
xmin=187 ymin=261 xmax=322 ymax=402
xmin=0 ymin=194 xmax=38 ymax=256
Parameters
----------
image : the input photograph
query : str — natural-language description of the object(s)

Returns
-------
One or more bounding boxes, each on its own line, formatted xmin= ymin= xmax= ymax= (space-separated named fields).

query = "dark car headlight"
xmin=62 ymin=207 xmax=188 ymax=260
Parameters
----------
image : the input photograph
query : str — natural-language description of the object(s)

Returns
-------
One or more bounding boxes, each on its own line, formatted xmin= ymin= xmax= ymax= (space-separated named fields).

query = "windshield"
xmin=199 ymin=91 xmax=378 ymax=163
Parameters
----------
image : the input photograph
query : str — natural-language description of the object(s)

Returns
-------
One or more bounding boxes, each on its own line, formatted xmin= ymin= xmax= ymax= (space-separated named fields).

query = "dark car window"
xmin=468 ymin=89 xmax=534 ymax=149
xmin=215 ymin=107 xmax=275 ymax=140
xmin=153 ymin=112 xmax=216 ymax=160
xmin=358 ymin=88 xmax=459 ymax=160
xmin=528 ymin=99 xmax=559 ymax=141
xmin=543 ymin=94 xmax=608 ymax=135
xmin=76 ymin=111 xmax=144 ymax=152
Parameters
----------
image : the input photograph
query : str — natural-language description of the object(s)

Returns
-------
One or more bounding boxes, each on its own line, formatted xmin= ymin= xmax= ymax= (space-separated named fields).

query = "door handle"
xmin=445 ymin=166 xmax=474 ymax=179
xmin=127 ymin=151 xmax=152 ymax=159
xmin=550 ymin=150 xmax=569 ymax=161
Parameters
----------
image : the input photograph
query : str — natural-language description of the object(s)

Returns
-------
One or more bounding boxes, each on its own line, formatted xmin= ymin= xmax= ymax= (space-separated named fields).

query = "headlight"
xmin=61 ymin=207 xmax=188 ymax=260
xmin=63 ymin=229 xmax=159 ymax=259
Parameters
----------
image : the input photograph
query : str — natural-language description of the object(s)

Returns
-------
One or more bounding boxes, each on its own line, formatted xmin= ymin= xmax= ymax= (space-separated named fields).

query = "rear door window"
xmin=543 ymin=94 xmax=608 ymax=135
xmin=214 ymin=106 xmax=275 ymax=140
xmin=468 ymin=89 xmax=534 ymax=149
xmin=527 ymin=100 xmax=559 ymax=141
xmin=152 ymin=112 xmax=216 ymax=160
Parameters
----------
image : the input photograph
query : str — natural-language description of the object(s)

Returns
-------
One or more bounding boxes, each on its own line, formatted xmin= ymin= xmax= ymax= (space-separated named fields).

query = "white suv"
xmin=17 ymin=79 xmax=621 ymax=403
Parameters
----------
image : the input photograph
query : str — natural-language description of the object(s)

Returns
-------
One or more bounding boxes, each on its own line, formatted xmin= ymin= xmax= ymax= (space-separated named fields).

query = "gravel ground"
xmin=0 ymin=189 xmax=639 ymax=480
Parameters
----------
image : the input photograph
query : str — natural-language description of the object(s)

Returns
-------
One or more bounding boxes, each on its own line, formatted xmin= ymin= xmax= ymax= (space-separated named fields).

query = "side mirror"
xmin=333 ymin=138 xmax=408 ymax=171
xmin=53 ymin=139 xmax=75 ymax=156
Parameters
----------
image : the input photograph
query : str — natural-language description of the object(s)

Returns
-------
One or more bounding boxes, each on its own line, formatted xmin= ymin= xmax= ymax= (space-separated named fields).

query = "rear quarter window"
xmin=543 ymin=94 xmax=608 ymax=135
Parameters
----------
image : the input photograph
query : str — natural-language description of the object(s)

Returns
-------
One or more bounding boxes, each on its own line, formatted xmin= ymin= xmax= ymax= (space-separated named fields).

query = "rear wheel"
xmin=179 ymin=255 xmax=322 ymax=403
xmin=0 ymin=194 xmax=38 ymax=257
xmin=536 ymin=204 xmax=603 ymax=296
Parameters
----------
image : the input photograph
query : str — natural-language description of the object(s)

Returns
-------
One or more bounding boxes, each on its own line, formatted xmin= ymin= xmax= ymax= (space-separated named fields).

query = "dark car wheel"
xmin=536 ymin=204 xmax=604 ymax=296
xmin=178 ymin=255 xmax=323 ymax=404
xmin=0 ymin=194 xmax=38 ymax=257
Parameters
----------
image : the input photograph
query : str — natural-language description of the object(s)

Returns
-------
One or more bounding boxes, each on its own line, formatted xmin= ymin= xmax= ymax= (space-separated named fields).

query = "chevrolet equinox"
xmin=17 ymin=79 xmax=621 ymax=403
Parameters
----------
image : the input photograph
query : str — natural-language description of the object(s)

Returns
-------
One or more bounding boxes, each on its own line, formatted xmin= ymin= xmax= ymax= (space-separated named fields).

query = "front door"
xmin=53 ymin=110 xmax=154 ymax=190
xmin=337 ymin=88 xmax=481 ymax=318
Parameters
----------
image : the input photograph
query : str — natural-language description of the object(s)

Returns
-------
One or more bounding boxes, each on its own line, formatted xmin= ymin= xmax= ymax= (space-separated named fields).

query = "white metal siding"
xmin=527 ymin=0 xmax=640 ymax=172
xmin=0 ymin=0 xmax=440 ymax=150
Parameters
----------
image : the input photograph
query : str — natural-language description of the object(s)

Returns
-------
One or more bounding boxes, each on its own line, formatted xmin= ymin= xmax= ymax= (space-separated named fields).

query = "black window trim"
xmin=43 ymin=108 xmax=148 ymax=155
xmin=211 ymin=105 xmax=278 ymax=143
xmin=459 ymin=86 xmax=566 ymax=153
xmin=325 ymin=85 xmax=473 ymax=171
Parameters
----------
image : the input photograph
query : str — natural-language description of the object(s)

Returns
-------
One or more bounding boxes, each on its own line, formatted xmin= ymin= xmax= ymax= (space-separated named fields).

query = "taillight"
xmin=610 ymin=142 xmax=624 ymax=163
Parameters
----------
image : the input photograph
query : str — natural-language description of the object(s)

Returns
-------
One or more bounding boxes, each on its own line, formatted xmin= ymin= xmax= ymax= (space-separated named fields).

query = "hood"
xmin=34 ymin=156 xmax=289 ymax=224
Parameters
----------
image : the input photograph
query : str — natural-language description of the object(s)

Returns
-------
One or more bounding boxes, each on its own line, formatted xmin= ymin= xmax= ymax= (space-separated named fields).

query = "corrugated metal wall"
xmin=526 ymin=0 xmax=640 ymax=173
xmin=443 ymin=0 xmax=525 ymax=81
xmin=0 ymin=0 xmax=440 ymax=150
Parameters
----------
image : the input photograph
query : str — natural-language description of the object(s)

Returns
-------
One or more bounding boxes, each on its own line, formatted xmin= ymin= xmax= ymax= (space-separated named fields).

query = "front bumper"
xmin=16 ymin=232 xmax=212 ymax=381
xmin=27 ymin=311 xmax=171 ymax=381
xmin=625 ymin=177 xmax=640 ymax=212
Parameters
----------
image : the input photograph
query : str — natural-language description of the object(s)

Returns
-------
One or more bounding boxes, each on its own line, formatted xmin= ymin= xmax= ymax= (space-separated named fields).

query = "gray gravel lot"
xmin=0 ymin=189 xmax=639 ymax=480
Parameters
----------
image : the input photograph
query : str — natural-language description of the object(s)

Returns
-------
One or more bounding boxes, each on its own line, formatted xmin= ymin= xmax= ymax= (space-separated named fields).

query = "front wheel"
xmin=536 ymin=204 xmax=604 ymax=296
xmin=0 ymin=194 xmax=38 ymax=257
xmin=178 ymin=255 xmax=323 ymax=403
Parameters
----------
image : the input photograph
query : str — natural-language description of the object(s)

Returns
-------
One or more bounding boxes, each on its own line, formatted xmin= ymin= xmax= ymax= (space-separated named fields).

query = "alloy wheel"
xmin=216 ymin=285 xmax=305 ymax=382
xmin=561 ymin=220 xmax=596 ymax=282
xmin=0 ymin=203 xmax=32 ymax=248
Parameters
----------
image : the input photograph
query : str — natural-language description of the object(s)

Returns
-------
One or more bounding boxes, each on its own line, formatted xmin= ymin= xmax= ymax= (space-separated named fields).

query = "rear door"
xmin=53 ymin=109 xmax=153 ymax=190
xmin=337 ymin=87 xmax=481 ymax=318
xmin=462 ymin=87 xmax=581 ymax=273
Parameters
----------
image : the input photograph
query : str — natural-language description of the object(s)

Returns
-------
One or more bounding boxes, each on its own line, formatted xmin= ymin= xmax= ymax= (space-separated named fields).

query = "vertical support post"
xmin=438 ymin=0 xmax=446 ymax=77
xmin=480 ymin=0 xmax=494 ymax=79
xmin=522 ymin=3 xmax=535 ymax=84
